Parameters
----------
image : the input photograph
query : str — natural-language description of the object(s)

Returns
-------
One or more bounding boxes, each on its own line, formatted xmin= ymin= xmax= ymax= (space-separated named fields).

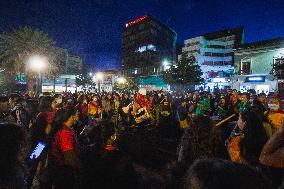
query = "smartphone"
xmin=30 ymin=141 xmax=46 ymax=160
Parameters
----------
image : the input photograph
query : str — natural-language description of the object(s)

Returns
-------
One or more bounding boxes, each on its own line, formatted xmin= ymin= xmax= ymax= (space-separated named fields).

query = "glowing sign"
xmin=126 ymin=16 xmax=147 ymax=27
xmin=248 ymin=77 xmax=262 ymax=81
xmin=245 ymin=76 xmax=265 ymax=82
xmin=212 ymin=78 xmax=226 ymax=83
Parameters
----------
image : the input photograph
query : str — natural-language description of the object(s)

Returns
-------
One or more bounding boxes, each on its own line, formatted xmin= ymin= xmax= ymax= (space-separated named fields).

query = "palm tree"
xmin=0 ymin=26 xmax=63 ymax=92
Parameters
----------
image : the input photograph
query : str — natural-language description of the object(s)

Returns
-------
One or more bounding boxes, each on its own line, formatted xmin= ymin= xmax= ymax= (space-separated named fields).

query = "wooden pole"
xmin=215 ymin=114 xmax=236 ymax=127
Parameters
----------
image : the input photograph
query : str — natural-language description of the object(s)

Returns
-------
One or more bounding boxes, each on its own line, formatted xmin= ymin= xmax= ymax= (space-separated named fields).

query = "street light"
xmin=28 ymin=55 xmax=47 ymax=95
xmin=117 ymin=77 xmax=126 ymax=84
xmin=163 ymin=59 xmax=170 ymax=71
xmin=96 ymin=72 xmax=103 ymax=80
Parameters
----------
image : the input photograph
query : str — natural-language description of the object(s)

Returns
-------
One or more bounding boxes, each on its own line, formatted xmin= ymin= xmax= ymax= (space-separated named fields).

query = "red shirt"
xmin=50 ymin=125 xmax=79 ymax=166
xmin=33 ymin=111 xmax=54 ymax=143
xmin=76 ymin=103 xmax=88 ymax=120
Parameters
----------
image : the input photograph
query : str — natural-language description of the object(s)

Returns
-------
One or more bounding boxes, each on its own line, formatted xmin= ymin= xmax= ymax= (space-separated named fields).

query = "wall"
xmin=234 ymin=48 xmax=284 ymax=74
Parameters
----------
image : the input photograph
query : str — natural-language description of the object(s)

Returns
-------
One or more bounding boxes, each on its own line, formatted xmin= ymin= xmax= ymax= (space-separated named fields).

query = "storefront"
xmin=42 ymin=74 xmax=80 ymax=93
xmin=231 ymin=75 xmax=278 ymax=94
xmin=138 ymin=76 xmax=168 ymax=91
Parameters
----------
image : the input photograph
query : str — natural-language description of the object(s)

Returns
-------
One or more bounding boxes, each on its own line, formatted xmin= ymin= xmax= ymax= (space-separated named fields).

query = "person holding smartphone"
xmin=49 ymin=106 xmax=80 ymax=189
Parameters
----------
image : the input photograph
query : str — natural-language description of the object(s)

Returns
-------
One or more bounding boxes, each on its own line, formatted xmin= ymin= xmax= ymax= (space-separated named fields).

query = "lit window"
xmin=147 ymin=44 xmax=157 ymax=51
xmin=133 ymin=68 xmax=138 ymax=75
xmin=136 ymin=44 xmax=157 ymax=53
xmin=136 ymin=46 xmax=147 ymax=53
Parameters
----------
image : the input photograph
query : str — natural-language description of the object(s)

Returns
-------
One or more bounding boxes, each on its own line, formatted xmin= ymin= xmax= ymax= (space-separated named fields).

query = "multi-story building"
xmin=42 ymin=50 xmax=83 ymax=93
xmin=122 ymin=15 xmax=177 ymax=77
xmin=232 ymin=37 xmax=284 ymax=94
xmin=98 ymin=70 xmax=119 ymax=92
xmin=181 ymin=27 xmax=244 ymax=90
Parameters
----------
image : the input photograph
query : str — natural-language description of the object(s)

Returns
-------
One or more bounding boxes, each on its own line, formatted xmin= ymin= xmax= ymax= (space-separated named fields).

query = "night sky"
xmin=0 ymin=0 xmax=284 ymax=70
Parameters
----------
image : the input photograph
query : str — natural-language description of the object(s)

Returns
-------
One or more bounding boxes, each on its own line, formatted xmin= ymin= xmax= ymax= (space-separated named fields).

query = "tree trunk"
xmin=26 ymin=74 xmax=36 ymax=93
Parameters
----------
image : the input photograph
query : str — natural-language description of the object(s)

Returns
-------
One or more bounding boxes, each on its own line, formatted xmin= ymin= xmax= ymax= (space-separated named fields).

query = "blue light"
xmin=147 ymin=44 xmax=156 ymax=51
xmin=136 ymin=44 xmax=157 ymax=53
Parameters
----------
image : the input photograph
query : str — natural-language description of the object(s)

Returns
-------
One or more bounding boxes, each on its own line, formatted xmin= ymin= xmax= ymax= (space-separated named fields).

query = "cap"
xmin=138 ymin=88 xmax=147 ymax=96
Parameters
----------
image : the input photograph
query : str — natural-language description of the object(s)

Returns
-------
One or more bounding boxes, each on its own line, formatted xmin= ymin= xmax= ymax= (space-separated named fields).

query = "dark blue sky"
xmin=0 ymin=0 xmax=284 ymax=70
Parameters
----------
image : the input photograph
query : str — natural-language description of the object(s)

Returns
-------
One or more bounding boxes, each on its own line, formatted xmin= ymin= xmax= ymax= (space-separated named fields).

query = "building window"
xmin=139 ymin=24 xmax=145 ymax=30
xmin=204 ymin=52 xmax=212 ymax=56
xmin=241 ymin=59 xmax=251 ymax=75
xmin=203 ymin=61 xmax=214 ymax=66
xmin=224 ymin=61 xmax=233 ymax=66
xmin=135 ymin=44 xmax=157 ymax=53
xmin=133 ymin=68 xmax=138 ymax=75
xmin=273 ymin=57 xmax=284 ymax=79
xmin=214 ymin=61 xmax=224 ymax=66
xmin=207 ymin=45 xmax=226 ymax=49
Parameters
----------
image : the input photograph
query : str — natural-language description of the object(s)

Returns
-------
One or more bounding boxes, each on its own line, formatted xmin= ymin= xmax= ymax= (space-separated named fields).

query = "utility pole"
xmin=65 ymin=78 xmax=68 ymax=92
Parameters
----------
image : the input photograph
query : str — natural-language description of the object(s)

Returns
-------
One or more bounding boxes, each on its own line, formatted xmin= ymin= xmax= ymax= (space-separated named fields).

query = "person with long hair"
xmin=28 ymin=96 xmax=56 ymax=188
xmin=0 ymin=123 xmax=26 ymax=189
xmin=31 ymin=96 xmax=55 ymax=147
xmin=177 ymin=115 xmax=227 ymax=164
xmin=182 ymin=159 xmax=270 ymax=189
xmin=227 ymin=110 xmax=268 ymax=166
xmin=49 ymin=106 xmax=80 ymax=188
xmin=75 ymin=94 xmax=88 ymax=129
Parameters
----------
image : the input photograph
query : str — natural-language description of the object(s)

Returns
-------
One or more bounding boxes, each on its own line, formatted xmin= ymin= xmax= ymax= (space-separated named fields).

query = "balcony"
xmin=198 ymin=55 xmax=232 ymax=62
xmin=200 ymin=47 xmax=232 ymax=54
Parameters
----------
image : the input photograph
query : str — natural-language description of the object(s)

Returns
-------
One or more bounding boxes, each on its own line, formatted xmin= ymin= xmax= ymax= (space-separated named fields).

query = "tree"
xmin=113 ymin=77 xmax=135 ymax=93
xmin=161 ymin=53 xmax=204 ymax=91
xmin=0 ymin=26 xmax=63 ymax=92
xmin=75 ymin=63 xmax=96 ymax=90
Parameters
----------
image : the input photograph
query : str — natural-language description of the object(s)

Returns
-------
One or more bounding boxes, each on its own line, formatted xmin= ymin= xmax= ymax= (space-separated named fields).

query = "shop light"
xmin=248 ymin=77 xmax=263 ymax=81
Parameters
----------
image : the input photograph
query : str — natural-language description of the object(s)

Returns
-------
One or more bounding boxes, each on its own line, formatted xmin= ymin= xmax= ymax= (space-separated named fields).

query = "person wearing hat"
xmin=88 ymin=94 xmax=102 ymax=120
xmin=177 ymin=97 xmax=188 ymax=129
xmin=195 ymin=92 xmax=211 ymax=116
xmin=111 ymin=93 xmax=122 ymax=128
xmin=101 ymin=93 xmax=112 ymax=119
xmin=133 ymin=88 xmax=151 ymax=126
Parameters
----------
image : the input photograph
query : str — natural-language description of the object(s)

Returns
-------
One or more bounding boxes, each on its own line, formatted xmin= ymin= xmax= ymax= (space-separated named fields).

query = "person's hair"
xmin=178 ymin=115 xmax=226 ymax=164
xmin=53 ymin=94 xmax=62 ymax=99
xmin=239 ymin=110 xmax=268 ymax=165
xmin=0 ymin=123 xmax=25 ymax=182
xmin=0 ymin=96 xmax=9 ymax=103
xmin=50 ymin=106 xmax=77 ymax=141
xmin=77 ymin=95 xmax=84 ymax=104
xmin=241 ymin=92 xmax=249 ymax=99
xmin=183 ymin=159 xmax=270 ymax=189
xmin=258 ymin=93 xmax=266 ymax=97
xmin=38 ymin=96 xmax=54 ymax=112
xmin=9 ymin=93 xmax=23 ymax=104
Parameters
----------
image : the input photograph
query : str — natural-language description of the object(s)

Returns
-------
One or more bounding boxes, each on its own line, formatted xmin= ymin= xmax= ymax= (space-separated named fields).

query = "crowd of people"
xmin=0 ymin=88 xmax=284 ymax=188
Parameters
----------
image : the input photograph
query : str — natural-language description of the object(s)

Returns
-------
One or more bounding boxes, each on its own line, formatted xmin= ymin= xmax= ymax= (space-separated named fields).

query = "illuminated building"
xmin=42 ymin=50 xmax=83 ymax=93
xmin=181 ymin=27 xmax=244 ymax=91
xmin=232 ymin=37 xmax=284 ymax=94
xmin=122 ymin=15 xmax=177 ymax=77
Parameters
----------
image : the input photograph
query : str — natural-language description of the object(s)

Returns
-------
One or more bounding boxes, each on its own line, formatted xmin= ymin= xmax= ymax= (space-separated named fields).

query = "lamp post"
xmin=163 ymin=59 xmax=170 ymax=71
xmin=28 ymin=55 xmax=47 ymax=96
xmin=117 ymin=77 xmax=126 ymax=91
xmin=95 ymin=72 xmax=103 ymax=93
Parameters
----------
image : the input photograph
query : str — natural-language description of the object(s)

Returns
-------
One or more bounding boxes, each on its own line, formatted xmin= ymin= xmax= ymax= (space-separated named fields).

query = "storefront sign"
xmin=245 ymin=76 xmax=265 ymax=82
